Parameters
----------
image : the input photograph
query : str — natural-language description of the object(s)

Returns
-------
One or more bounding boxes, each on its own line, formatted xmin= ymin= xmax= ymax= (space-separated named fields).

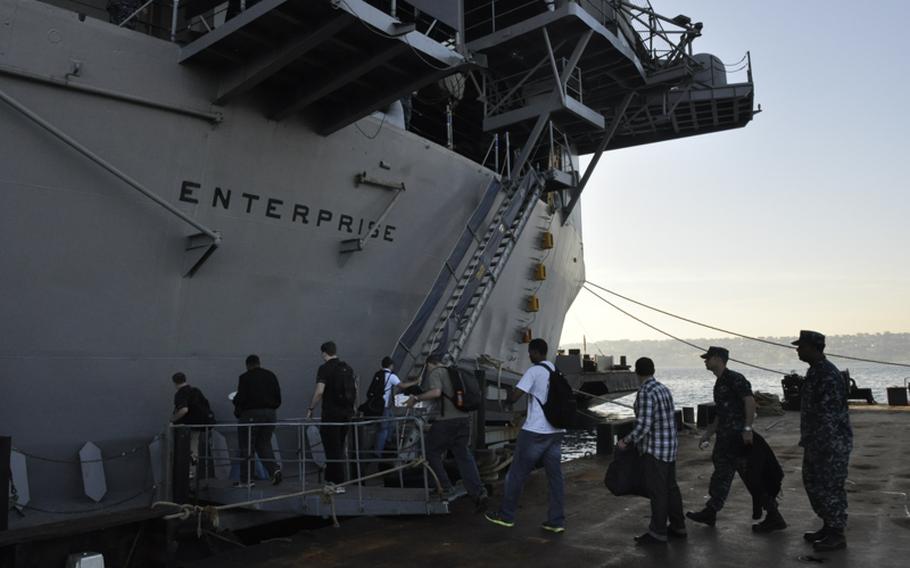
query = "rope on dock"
xmin=573 ymin=389 xmax=634 ymax=410
xmin=583 ymin=281 xmax=910 ymax=369
xmin=582 ymin=284 xmax=789 ymax=375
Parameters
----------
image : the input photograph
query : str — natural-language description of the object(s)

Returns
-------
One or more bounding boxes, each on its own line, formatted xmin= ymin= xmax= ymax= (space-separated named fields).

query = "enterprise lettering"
xmin=178 ymin=180 xmax=396 ymax=243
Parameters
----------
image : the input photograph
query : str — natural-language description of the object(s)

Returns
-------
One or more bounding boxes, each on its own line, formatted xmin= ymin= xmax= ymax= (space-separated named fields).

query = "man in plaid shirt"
xmin=618 ymin=357 xmax=685 ymax=545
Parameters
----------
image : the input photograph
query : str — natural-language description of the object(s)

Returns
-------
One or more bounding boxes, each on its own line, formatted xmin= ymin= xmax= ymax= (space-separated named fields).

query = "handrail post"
xmin=353 ymin=421 xmax=363 ymax=512
xmin=171 ymin=0 xmax=180 ymax=43
xmin=419 ymin=419 xmax=430 ymax=510
xmin=1 ymin=436 xmax=10 ymax=531
xmin=298 ymin=424 xmax=305 ymax=499
xmin=505 ymin=131 xmax=511 ymax=179
xmin=246 ymin=425 xmax=252 ymax=497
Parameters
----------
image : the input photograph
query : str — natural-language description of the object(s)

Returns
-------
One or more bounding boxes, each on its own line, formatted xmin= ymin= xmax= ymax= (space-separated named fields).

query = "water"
xmin=561 ymin=365 xmax=910 ymax=461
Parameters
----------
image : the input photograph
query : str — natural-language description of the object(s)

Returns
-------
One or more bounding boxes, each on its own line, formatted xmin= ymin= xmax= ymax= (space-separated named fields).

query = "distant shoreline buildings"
xmin=563 ymin=332 xmax=910 ymax=370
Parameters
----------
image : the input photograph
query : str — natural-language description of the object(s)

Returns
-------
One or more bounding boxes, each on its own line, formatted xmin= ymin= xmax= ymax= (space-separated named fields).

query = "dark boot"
xmin=752 ymin=509 xmax=787 ymax=533
xmin=803 ymin=525 xmax=829 ymax=543
xmin=813 ymin=528 xmax=846 ymax=552
xmin=686 ymin=506 xmax=717 ymax=527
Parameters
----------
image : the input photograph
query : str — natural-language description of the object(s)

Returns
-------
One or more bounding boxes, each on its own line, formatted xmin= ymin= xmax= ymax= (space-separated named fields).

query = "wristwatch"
xmin=742 ymin=426 xmax=753 ymax=432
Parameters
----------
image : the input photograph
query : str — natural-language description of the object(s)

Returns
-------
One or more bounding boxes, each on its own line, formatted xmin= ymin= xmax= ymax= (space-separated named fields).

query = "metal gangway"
xmin=159 ymin=414 xmax=453 ymax=525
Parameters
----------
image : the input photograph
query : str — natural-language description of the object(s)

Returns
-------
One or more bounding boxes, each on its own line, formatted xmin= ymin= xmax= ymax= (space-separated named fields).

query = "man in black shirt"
xmin=233 ymin=354 xmax=282 ymax=487
xmin=306 ymin=341 xmax=355 ymax=486
xmin=171 ymin=372 xmax=209 ymax=479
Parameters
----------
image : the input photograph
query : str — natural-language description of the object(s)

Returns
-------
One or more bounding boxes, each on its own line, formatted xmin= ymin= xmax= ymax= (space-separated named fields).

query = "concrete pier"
xmin=187 ymin=408 xmax=910 ymax=568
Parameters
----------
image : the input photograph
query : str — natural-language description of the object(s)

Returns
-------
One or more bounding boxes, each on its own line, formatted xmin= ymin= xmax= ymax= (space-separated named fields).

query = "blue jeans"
xmin=499 ymin=430 xmax=564 ymax=526
xmin=374 ymin=407 xmax=393 ymax=458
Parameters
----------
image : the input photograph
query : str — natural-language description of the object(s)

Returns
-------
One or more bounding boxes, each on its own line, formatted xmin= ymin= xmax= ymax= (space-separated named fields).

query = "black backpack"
xmin=531 ymin=363 xmax=576 ymax=429
xmin=333 ymin=360 xmax=358 ymax=410
xmin=358 ymin=369 xmax=390 ymax=417
xmin=444 ymin=366 xmax=482 ymax=413
xmin=189 ymin=387 xmax=216 ymax=425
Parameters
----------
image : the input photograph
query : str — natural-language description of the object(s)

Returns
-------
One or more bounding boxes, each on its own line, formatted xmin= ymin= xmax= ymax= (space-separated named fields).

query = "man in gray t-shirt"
xmin=406 ymin=355 xmax=487 ymax=509
xmin=424 ymin=362 xmax=461 ymax=419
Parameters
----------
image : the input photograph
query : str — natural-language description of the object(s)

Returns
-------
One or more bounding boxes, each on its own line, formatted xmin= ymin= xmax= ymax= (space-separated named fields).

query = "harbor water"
xmin=562 ymin=365 xmax=910 ymax=460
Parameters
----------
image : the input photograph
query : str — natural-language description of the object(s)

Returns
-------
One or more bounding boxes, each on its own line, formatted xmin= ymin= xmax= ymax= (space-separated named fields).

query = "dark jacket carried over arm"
xmin=739 ymin=432 xmax=784 ymax=518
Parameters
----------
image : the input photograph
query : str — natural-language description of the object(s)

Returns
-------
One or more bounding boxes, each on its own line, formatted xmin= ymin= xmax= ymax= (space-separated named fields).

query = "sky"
xmin=560 ymin=0 xmax=910 ymax=344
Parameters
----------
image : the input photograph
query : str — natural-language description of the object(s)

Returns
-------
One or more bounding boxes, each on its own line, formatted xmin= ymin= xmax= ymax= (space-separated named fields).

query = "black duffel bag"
xmin=604 ymin=445 xmax=648 ymax=497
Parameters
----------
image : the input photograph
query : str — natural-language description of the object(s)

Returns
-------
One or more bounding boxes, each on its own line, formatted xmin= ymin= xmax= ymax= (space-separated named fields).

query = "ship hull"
xmin=0 ymin=0 xmax=584 ymax=512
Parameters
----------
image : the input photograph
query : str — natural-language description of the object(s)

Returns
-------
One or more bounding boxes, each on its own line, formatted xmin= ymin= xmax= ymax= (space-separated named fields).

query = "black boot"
xmin=803 ymin=525 xmax=828 ymax=543
xmin=813 ymin=528 xmax=846 ymax=551
xmin=686 ymin=506 xmax=717 ymax=527
xmin=752 ymin=509 xmax=787 ymax=533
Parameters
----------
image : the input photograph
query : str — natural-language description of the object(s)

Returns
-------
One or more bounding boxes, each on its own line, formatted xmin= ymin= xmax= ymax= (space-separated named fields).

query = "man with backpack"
xmin=170 ymin=372 xmax=214 ymax=479
xmin=360 ymin=357 xmax=420 ymax=458
xmin=404 ymin=354 xmax=487 ymax=510
xmin=307 ymin=341 xmax=357 ymax=485
xmin=233 ymin=355 xmax=283 ymax=488
xmin=485 ymin=338 xmax=569 ymax=533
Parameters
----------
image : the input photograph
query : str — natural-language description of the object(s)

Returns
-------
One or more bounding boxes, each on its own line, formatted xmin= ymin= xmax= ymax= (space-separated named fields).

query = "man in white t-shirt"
xmin=485 ymin=338 xmax=566 ymax=533
xmin=373 ymin=356 xmax=419 ymax=457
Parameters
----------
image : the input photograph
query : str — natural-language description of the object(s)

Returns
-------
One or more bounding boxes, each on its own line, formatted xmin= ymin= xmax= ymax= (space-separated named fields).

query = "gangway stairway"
xmin=392 ymin=166 xmax=545 ymax=379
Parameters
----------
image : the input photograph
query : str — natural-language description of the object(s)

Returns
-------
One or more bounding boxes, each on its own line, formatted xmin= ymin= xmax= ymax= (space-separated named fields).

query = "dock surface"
xmin=188 ymin=409 xmax=910 ymax=567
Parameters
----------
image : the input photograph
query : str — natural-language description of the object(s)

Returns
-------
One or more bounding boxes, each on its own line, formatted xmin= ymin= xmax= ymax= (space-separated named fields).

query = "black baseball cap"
xmin=700 ymin=346 xmax=729 ymax=361
xmin=792 ymin=330 xmax=825 ymax=347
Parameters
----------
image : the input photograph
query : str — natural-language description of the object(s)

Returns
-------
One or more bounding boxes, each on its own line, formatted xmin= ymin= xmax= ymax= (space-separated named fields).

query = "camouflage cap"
xmin=700 ymin=346 xmax=729 ymax=360
xmin=791 ymin=330 xmax=826 ymax=347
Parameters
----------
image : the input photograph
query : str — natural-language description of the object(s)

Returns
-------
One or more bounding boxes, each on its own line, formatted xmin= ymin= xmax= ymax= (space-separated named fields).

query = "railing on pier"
xmin=163 ymin=414 xmax=446 ymax=519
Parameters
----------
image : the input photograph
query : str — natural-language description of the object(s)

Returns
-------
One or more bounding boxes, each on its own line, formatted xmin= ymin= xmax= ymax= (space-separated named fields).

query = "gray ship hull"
xmin=0 ymin=0 xmax=583 ymax=515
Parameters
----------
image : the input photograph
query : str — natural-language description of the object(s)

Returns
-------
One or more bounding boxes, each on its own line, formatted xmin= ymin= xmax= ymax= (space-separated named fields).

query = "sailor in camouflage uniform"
xmin=686 ymin=347 xmax=787 ymax=532
xmin=794 ymin=330 xmax=852 ymax=551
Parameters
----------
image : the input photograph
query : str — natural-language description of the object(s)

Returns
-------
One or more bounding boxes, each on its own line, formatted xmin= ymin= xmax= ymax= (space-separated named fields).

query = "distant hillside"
xmin=561 ymin=332 xmax=910 ymax=370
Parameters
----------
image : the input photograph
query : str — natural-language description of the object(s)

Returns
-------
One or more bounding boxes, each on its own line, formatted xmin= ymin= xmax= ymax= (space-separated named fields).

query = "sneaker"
xmin=271 ymin=470 xmax=283 ymax=486
xmin=484 ymin=511 xmax=514 ymax=528
xmin=803 ymin=525 xmax=828 ymax=543
xmin=634 ymin=533 xmax=667 ymax=546
xmin=232 ymin=481 xmax=255 ymax=488
xmin=752 ymin=511 xmax=787 ymax=533
xmin=333 ymin=485 xmax=347 ymax=494
xmin=541 ymin=522 xmax=565 ymax=534
xmin=686 ymin=507 xmax=717 ymax=527
xmin=812 ymin=531 xmax=846 ymax=552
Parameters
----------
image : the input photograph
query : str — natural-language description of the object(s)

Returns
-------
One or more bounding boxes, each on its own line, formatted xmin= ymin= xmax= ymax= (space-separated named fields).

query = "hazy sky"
xmin=561 ymin=0 xmax=910 ymax=343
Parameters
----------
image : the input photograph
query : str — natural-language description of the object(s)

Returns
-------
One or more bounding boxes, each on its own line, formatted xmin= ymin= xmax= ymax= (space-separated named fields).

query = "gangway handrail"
xmin=165 ymin=414 xmax=440 ymax=521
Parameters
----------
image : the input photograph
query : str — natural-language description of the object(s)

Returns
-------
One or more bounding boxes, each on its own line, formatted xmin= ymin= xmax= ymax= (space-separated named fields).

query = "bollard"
xmin=596 ymin=419 xmax=636 ymax=455
xmin=675 ymin=409 xmax=683 ymax=430
xmin=886 ymin=387 xmax=908 ymax=406
xmin=682 ymin=407 xmax=695 ymax=424
xmin=697 ymin=403 xmax=716 ymax=428
xmin=596 ymin=423 xmax=614 ymax=455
